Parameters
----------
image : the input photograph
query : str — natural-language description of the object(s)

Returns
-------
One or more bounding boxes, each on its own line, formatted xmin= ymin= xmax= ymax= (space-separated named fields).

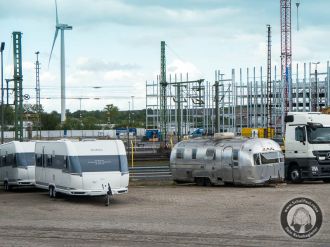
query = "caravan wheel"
xmin=49 ymin=186 xmax=55 ymax=198
xmin=52 ymin=188 xmax=57 ymax=198
xmin=49 ymin=187 xmax=53 ymax=198
xmin=4 ymin=181 xmax=9 ymax=191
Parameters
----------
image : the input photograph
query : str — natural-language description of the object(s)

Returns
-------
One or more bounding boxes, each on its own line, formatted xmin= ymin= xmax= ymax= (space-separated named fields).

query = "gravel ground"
xmin=0 ymin=182 xmax=329 ymax=246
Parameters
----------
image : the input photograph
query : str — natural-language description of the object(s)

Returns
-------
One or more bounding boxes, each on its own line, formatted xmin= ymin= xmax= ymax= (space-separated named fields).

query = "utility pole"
xmin=0 ymin=42 xmax=5 ymax=144
xmin=214 ymin=80 xmax=219 ymax=133
xmin=266 ymin=25 xmax=272 ymax=138
xmin=13 ymin=32 xmax=24 ymax=141
xmin=35 ymin=51 xmax=41 ymax=139
xmin=159 ymin=41 xmax=167 ymax=145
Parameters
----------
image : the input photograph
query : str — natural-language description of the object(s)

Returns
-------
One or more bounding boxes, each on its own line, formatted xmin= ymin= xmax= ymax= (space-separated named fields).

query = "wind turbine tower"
xmin=49 ymin=0 xmax=72 ymax=123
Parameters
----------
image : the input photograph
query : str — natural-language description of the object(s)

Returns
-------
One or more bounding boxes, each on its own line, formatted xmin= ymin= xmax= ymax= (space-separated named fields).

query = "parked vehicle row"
xmin=0 ymin=140 xmax=129 ymax=205
xmin=170 ymin=112 xmax=330 ymax=186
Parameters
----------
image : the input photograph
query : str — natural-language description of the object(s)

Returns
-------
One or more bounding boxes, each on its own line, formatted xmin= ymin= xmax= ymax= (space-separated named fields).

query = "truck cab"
xmin=285 ymin=112 xmax=330 ymax=183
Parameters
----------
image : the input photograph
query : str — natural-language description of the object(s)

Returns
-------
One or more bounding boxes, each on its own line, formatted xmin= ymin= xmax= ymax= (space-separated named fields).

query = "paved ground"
xmin=0 ymin=182 xmax=330 ymax=246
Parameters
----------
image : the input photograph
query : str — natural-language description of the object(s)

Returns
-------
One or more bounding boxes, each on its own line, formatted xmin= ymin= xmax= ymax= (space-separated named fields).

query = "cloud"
xmin=166 ymin=59 xmax=202 ymax=79
xmin=77 ymin=57 xmax=140 ymax=72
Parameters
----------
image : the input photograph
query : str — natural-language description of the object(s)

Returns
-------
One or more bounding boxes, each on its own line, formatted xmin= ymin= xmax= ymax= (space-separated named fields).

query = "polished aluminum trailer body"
xmin=170 ymin=136 xmax=284 ymax=185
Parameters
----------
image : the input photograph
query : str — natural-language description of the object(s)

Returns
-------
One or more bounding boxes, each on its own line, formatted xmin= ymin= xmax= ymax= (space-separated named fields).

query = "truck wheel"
xmin=289 ymin=166 xmax=303 ymax=183
xmin=323 ymin=179 xmax=330 ymax=183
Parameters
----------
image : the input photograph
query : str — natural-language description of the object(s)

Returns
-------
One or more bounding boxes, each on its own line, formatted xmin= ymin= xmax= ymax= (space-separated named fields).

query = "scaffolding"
xmin=216 ymin=61 xmax=330 ymax=136
xmin=146 ymin=60 xmax=330 ymax=138
xmin=146 ymin=74 xmax=207 ymax=140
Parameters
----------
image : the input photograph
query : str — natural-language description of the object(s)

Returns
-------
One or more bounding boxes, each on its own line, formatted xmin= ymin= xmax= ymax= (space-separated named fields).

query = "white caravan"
xmin=285 ymin=112 xmax=330 ymax=183
xmin=35 ymin=140 xmax=129 ymax=202
xmin=0 ymin=141 xmax=36 ymax=190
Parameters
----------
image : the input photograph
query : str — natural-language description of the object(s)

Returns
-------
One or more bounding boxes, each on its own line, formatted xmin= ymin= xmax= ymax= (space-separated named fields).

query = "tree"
xmin=40 ymin=111 xmax=60 ymax=130
xmin=104 ymin=104 xmax=119 ymax=126
xmin=62 ymin=117 xmax=82 ymax=130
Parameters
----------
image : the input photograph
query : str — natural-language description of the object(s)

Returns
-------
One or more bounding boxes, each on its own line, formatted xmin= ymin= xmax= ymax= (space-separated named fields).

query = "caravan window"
xmin=36 ymin=154 xmax=42 ymax=167
xmin=260 ymin=152 xmax=282 ymax=165
xmin=120 ymin=155 xmax=129 ymax=173
xmin=47 ymin=154 xmax=52 ymax=167
xmin=70 ymin=155 xmax=122 ymax=173
xmin=232 ymin=149 xmax=239 ymax=166
xmin=12 ymin=154 xmax=17 ymax=167
xmin=0 ymin=156 xmax=4 ymax=167
xmin=192 ymin=149 xmax=197 ymax=159
xmin=206 ymin=148 xmax=215 ymax=160
xmin=16 ymin=153 xmax=35 ymax=167
xmin=176 ymin=149 xmax=184 ymax=159
xmin=64 ymin=156 xmax=69 ymax=169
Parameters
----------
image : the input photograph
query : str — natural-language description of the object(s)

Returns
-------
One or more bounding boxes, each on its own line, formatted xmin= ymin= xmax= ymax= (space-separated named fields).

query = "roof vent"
xmin=214 ymin=132 xmax=235 ymax=140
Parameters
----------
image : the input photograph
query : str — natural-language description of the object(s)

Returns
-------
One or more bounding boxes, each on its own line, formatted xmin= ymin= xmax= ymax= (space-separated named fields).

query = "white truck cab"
xmin=285 ymin=112 xmax=330 ymax=183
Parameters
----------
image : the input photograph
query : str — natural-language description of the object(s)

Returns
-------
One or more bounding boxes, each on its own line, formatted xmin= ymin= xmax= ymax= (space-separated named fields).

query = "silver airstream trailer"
xmin=170 ymin=133 xmax=284 ymax=186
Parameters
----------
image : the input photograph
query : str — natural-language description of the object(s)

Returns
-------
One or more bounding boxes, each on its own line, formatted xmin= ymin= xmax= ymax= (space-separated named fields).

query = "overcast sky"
xmin=1 ymin=0 xmax=329 ymax=112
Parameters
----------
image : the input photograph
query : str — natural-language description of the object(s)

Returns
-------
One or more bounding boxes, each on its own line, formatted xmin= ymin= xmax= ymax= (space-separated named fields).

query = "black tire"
xmin=195 ymin=178 xmax=204 ymax=186
xmin=49 ymin=186 xmax=54 ymax=198
xmin=323 ymin=178 xmax=330 ymax=183
xmin=203 ymin=178 xmax=212 ymax=187
xmin=289 ymin=166 xmax=303 ymax=183
xmin=52 ymin=187 xmax=57 ymax=198
xmin=4 ymin=181 xmax=9 ymax=191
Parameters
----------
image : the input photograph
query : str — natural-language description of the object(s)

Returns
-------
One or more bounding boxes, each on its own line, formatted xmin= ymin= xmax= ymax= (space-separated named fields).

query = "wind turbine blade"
xmin=55 ymin=0 xmax=59 ymax=24
xmin=48 ymin=28 xmax=59 ymax=68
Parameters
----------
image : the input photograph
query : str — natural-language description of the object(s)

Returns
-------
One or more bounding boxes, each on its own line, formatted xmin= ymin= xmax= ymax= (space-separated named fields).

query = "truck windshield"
xmin=16 ymin=153 xmax=36 ymax=167
xmin=307 ymin=127 xmax=330 ymax=144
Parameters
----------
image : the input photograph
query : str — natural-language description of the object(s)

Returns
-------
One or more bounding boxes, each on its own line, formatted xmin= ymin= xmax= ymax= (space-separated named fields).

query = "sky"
xmin=0 ymin=0 xmax=330 ymax=113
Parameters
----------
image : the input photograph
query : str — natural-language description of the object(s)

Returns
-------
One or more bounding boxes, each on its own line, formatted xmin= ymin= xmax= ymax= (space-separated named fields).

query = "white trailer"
xmin=0 ymin=141 xmax=36 ymax=190
xmin=35 ymin=140 xmax=129 ymax=204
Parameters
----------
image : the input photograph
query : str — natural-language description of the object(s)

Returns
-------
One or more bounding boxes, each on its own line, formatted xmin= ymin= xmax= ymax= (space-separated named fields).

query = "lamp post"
xmin=312 ymin=62 xmax=320 ymax=112
xmin=1 ymin=42 xmax=5 ymax=144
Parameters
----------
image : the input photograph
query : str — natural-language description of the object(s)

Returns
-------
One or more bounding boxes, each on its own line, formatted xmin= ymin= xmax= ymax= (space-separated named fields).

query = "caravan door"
xmin=231 ymin=149 xmax=241 ymax=183
xmin=221 ymin=146 xmax=233 ymax=183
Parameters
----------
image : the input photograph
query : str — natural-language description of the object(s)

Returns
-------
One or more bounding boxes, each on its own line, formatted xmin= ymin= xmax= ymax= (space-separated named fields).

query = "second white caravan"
xmin=0 ymin=141 xmax=36 ymax=190
xmin=35 ymin=139 xmax=129 ymax=201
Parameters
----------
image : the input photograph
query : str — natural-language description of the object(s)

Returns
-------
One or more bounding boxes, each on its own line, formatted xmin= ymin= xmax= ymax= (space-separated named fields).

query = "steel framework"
xmin=13 ymin=32 xmax=23 ymax=141
xmin=159 ymin=41 xmax=167 ymax=143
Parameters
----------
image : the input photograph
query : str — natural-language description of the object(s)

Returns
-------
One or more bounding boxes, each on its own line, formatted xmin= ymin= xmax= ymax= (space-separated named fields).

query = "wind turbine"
xmin=49 ymin=0 xmax=72 ymax=123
